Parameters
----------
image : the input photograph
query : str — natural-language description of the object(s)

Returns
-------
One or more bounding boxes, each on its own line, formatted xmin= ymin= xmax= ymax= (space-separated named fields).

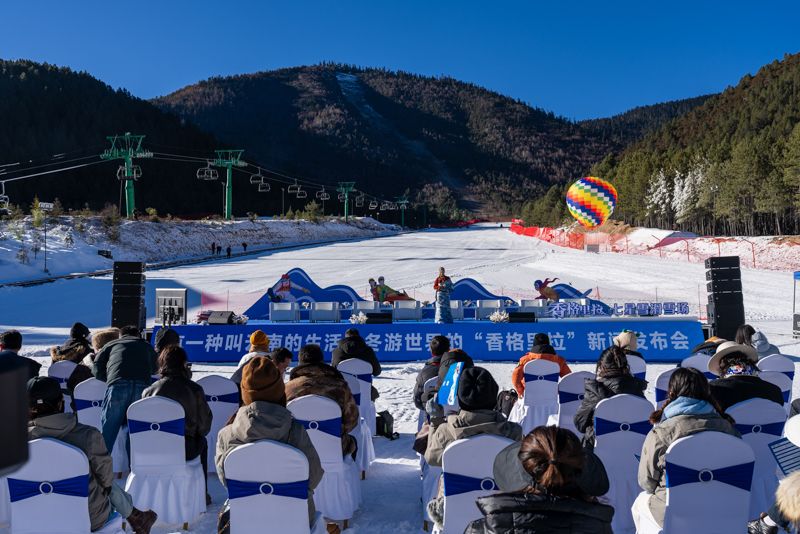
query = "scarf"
xmin=663 ymin=396 xmax=715 ymax=420
xmin=722 ymin=364 xmax=759 ymax=378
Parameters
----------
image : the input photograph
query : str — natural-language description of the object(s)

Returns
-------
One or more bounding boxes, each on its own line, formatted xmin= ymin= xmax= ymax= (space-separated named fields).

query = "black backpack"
xmin=496 ymin=389 xmax=519 ymax=417
xmin=376 ymin=410 xmax=399 ymax=440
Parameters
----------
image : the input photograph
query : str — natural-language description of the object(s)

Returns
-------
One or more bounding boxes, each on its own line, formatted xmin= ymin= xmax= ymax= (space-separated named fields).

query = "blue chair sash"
xmin=443 ymin=472 xmax=497 ymax=496
xmin=73 ymin=398 xmax=102 ymax=411
xmin=655 ymin=388 xmax=667 ymax=404
xmin=558 ymin=391 xmax=583 ymax=404
xmin=634 ymin=372 xmax=646 ymax=380
xmin=296 ymin=417 xmax=341 ymax=438
xmin=734 ymin=422 xmax=785 ymax=436
xmin=666 ymin=461 xmax=754 ymax=491
xmin=523 ymin=372 xmax=559 ymax=383
xmin=8 ymin=474 xmax=89 ymax=502
xmin=128 ymin=418 xmax=185 ymax=436
xmin=704 ymin=372 xmax=716 ymax=380
xmin=781 ymin=390 xmax=791 ymax=403
xmin=227 ymin=478 xmax=308 ymax=500
xmin=355 ymin=373 xmax=373 ymax=384
xmin=783 ymin=371 xmax=795 ymax=381
xmin=205 ymin=392 xmax=239 ymax=404
xmin=594 ymin=417 xmax=651 ymax=436
xmin=352 ymin=393 xmax=361 ymax=405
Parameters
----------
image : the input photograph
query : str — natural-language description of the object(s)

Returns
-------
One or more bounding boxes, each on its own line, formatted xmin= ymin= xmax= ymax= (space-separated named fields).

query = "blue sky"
xmin=1 ymin=1 xmax=798 ymax=119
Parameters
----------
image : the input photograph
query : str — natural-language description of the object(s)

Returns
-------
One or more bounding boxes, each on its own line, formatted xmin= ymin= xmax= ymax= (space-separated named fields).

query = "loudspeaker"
xmin=113 ymin=272 xmax=146 ymax=285
xmin=707 ymin=302 xmax=745 ymax=340
xmin=0 ymin=358 xmax=29 ymax=477
xmin=365 ymin=312 xmax=393 ymax=324
xmin=706 ymin=279 xmax=743 ymax=293
xmin=113 ymin=261 xmax=145 ymax=273
xmin=508 ymin=312 xmax=537 ymax=323
xmin=708 ymin=292 xmax=745 ymax=306
xmin=705 ymin=255 xmax=745 ymax=340
xmin=705 ymin=256 xmax=740 ymax=269
xmin=207 ymin=311 xmax=235 ymax=325
xmin=111 ymin=296 xmax=145 ymax=329
xmin=112 ymin=284 xmax=146 ymax=297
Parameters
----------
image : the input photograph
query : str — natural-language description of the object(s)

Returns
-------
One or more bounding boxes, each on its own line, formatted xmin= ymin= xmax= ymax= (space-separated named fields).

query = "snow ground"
xmin=4 ymin=224 xmax=800 ymax=533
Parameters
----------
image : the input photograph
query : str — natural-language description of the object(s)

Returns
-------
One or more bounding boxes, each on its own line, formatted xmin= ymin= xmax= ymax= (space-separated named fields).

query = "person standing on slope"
xmin=434 ymin=267 xmax=454 ymax=324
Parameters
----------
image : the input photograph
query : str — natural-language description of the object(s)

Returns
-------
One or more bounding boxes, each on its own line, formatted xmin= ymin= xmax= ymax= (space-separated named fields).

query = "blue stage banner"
xmin=156 ymin=317 xmax=704 ymax=364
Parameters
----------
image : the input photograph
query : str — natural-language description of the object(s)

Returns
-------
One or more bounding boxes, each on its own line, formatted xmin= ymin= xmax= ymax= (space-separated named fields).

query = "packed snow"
xmin=4 ymin=224 xmax=800 ymax=533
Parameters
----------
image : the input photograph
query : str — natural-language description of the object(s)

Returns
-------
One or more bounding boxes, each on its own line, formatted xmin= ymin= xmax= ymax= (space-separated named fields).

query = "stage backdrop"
xmin=155 ymin=317 xmax=704 ymax=364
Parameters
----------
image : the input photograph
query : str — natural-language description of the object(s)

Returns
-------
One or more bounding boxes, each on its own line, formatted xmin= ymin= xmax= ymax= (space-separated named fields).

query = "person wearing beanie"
xmin=83 ymin=328 xmax=120 ymax=367
xmin=70 ymin=322 xmax=91 ymax=343
xmin=614 ymin=330 xmax=645 ymax=359
xmin=288 ymin=344 xmax=344 ymax=382
xmin=27 ymin=377 xmax=157 ymax=533
xmin=230 ymin=330 xmax=271 ymax=385
xmin=153 ymin=327 xmax=181 ymax=354
xmin=331 ymin=328 xmax=382 ymax=400
xmin=424 ymin=367 xmax=523 ymax=529
xmin=143 ymin=346 xmax=212 ymax=496
xmin=511 ymin=333 xmax=571 ymax=397
xmin=52 ymin=322 xmax=94 ymax=365
xmin=216 ymin=357 xmax=323 ymax=525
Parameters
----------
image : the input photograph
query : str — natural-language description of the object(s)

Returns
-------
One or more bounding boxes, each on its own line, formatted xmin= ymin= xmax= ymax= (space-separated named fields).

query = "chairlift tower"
xmin=396 ymin=195 xmax=409 ymax=227
xmin=336 ymin=182 xmax=356 ymax=222
xmin=212 ymin=149 xmax=245 ymax=220
xmin=100 ymin=133 xmax=152 ymax=218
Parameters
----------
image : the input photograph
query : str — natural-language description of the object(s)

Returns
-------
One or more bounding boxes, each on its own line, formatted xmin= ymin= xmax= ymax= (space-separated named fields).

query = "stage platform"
xmin=155 ymin=316 xmax=704 ymax=364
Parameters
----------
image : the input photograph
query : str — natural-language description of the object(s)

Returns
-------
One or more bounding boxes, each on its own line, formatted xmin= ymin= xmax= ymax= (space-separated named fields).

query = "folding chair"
xmin=546 ymin=371 xmax=593 ymax=436
xmin=48 ymin=361 xmax=77 ymax=414
xmin=654 ymin=368 xmax=677 ymax=409
xmin=337 ymin=359 xmax=376 ymax=436
xmin=72 ymin=378 xmax=128 ymax=473
xmin=508 ymin=359 xmax=560 ymax=434
xmin=196 ymin=375 xmax=240 ymax=473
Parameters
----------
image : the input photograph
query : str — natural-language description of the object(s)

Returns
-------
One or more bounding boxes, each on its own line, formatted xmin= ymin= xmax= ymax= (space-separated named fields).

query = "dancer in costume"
xmin=270 ymin=273 xmax=310 ymax=302
xmin=376 ymin=275 xmax=411 ymax=302
xmin=534 ymin=278 xmax=560 ymax=301
xmin=434 ymin=267 xmax=454 ymax=324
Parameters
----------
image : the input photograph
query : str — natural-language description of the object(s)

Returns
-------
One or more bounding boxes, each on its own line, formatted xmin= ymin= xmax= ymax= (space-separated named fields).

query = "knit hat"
xmin=533 ymin=333 xmax=550 ymax=346
xmin=154 ymin=327 xmax=181 ymax=354
xmin=249 ymin=330 xmax=270 ymax=349
xmin=27 ymin=376 xmax=63 ymax=406
xmin=457 ymin=367 xmax=499 ymax=411
xmin=92 ymin=328 xmax=120 ymax=351
xmin=241 ymin=357 xmax=286 ymax=406
xmin=70 ymin=322 xmax=90 ymax=340
xmin=614 ymin=331 xmax=638 ymax=351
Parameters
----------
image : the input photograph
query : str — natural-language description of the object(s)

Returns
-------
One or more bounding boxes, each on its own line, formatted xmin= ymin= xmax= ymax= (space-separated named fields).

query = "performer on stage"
xmin=368 ymin=278 xmax=381 ymax=301
xmin=375 ymin=276 xmax=411 ymax=302
xmin=270 ymin=273 xmax=310 ymax=302
xmin=434 ymin=267 xmax=454 ymax=324
xmin=534 ymin=278 xmax=560 ymax=301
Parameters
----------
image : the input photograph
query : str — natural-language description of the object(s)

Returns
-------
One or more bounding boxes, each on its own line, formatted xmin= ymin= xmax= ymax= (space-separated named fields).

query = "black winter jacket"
xmin=709 ymin=375 xmax=784 ymax=412
xmin=0 ymin=350 xmax=41 ymax=380
xmin=289 ymin=362 xmax=343 ymax=382
xmin=465 ymin=492 xmax=614 ymax=534
xmin=143 ymin=373 xmax=213 ymax=461
xmin=436 ymin=350 xmax=475 ymax=387
xmin=573 ymin=374 xmax=647 ymax=447
xmin=331 ymin=336 xmax=381 ymax=400
xmin=413 ymin=355 xmax=442 ymax=410
xmin=92 ymin=335 xmax=157 ymax=385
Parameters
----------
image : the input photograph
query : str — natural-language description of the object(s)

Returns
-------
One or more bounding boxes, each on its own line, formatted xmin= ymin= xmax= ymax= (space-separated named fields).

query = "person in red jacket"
xmin=511 ymin=333 xmax=571 ymax=397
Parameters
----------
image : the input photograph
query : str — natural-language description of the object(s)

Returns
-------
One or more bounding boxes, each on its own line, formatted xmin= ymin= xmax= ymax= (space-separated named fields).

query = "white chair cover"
xmin=9 ymin=438 xmax=124 ymax=534
xmin=654 ymin=368 xmax=677 ymax=409
xmin=418 ymin=376 xmax=438 ymax=431
xmin=627 ymin=354 xmax=647 ymax=380
xmin=196 ymin=375 xmax=240 ymax=473
xmin=72 ymin=378 xmax=129 ymax=473
xmin=680 ymin=354 xmax=716 ymax=379
xmin=123 ymin=397 xmax=205 ymax=525
xmin=632 ymin=431 xmax=755 ymax=534
xmin=48 ymin=361 xmax=78 ymax=414
xmin=727 ymin=398 xmax=787 ymax=518
xmin=0 ymin=477 xmax=9 ymax=534
xmin=342 ymin=373 xmax=375 ymax=476
xmin=439 ymin=434 xmax=514 ymax=534
xmin=759 ymin=371 xmax=793 ymax=408
xmin=593 ymin=394 xmax=653 ymax=534
xmin=337 ymin=359 xmax=377 ymax=436
xmin=287 ymin=395 xmax=360 ymax=522
xmin=421 ymin=462 xmax=442 ymax=526
xmin=508 ymin=359 xmax=559 ymax=434
xmin=757 ymin=354 xmax=795 ymax=381
xmin=546 ymin=371 xmax=593 ymax=436
xmin=224 ymin=440 xmax=315 ymax=534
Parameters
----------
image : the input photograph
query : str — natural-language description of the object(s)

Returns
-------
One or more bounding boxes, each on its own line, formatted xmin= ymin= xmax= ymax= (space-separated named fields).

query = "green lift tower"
xmin=336 ymin=182 xmax=356 ymax=222
xmin=212 ymin=150 xmax=245 ymax=220
xmin=101 ymin=133 xmax=152 ymax=218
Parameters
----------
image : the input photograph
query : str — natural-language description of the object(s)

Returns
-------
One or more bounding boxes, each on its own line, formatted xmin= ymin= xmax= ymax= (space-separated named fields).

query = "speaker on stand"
xmin=705 ymin=256 xmax=745 ymax=340
xmin=111 ymin=261 xmax=146 ymax=330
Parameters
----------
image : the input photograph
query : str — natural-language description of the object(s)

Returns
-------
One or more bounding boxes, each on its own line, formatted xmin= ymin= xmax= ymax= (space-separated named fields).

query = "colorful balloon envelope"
xmin=565 ymin=177 xmax=618 ymax=228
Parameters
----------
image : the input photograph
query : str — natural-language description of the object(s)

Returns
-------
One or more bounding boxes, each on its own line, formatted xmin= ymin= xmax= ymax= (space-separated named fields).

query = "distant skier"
xmin=271 ymin=273 xmax=311 ymax=302
xmin=211 ymin=241 xmax=216 ymax=256
xmin=242 ymin=242 xmax=248 ymax=252
xmin=226 ymin=246 xmax=232 ymax=259
xmin=216 ymin=245 xmax=222 ymax=256
xmin=534 ymin=278 xmax=560 ymax=301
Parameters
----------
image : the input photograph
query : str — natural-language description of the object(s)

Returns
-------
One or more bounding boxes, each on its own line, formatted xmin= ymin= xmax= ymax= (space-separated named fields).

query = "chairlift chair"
xmin=249 ymin=169 xmax=265 ymax=184
xmin=196 ymin=162 xmax=219 ymax=181
xmin=287 ymin=180 xmax=300 ymax=194
xmin=316 ymin=188 xmax=330 ymax=201
xmin=257 ymin=182 xmax=270 ymax=193
xmin=338 ymin=193 xmax=346 ymax=201
xmin=368 ymin=200 xmax=378 ymax=210
xmin=380 ymin=202 xmax=390 ymax=210
xmin=296 ymin=189 xmax=308 ymax=199
xmin=355 ymin=194 xmax=365 ymax=207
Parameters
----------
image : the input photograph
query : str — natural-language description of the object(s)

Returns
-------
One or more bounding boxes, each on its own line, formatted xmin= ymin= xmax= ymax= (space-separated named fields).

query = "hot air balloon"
xmin=565 ymin=177 xmax=618 ymax=228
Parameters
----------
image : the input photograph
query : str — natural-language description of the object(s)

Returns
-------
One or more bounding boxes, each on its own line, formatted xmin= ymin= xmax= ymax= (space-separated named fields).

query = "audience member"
xmin=634 ymin=368 xmax=739 ymax=529
xmin=83 ymin=328 xmax=120 ymax=367
xmin=92 ymin=325 xmax=158 ymax=454
xmin=613 ymin=329 xmax=644 ymax=359
xmin=142 ymin=345 xmax=212 ymax=496
xmin=466 ymin=427 xmax=614 ymax=534
xmin=288 ymin=344 xmax=343 ymax=381
xmin=269 ymin=347 xmax=293 ymax=375
xmin=735 ymin=324 xmax=757 ymax=347
xmin=332 ymin=328 xmax=381 ymax=400
xmin=230 ymin=330 xmax=271 ymax=385
xmin=51 ymin=322 xmax=93 ymax=364
xmin=511 ymin=333 xmax=571 ymax=397
xmin=413 ymin=335 xmax=450 ymax=410
xmin=27 ymin=376 xmax=157 ymax=533
xmin=574 ymin=346 xmax=647 ymax=448
xmin=216 ymin=357 xmax=322 ymax=524
xmin=708 ymin=341 xmax=783 ymax=411
xmin=751 ymin=331 xmax=781 ymax=358
xmin=0 ymin=329 xmax=41 ymax=379
xmin=775 ymin=472 xmax=800 ymax=531
xmin=153 ymin=327 xmax=181 ymax=355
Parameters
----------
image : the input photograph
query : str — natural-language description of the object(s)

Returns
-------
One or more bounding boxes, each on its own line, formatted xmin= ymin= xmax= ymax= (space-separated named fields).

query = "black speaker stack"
xmin=365 ymin=312 xmax=393 ymax=324
xmin=705 ymin=256 xmax=745 ymax=340
xmin=111 ymin=261 xmax=146 ymax=330
xmin=508 ymin=312 xmax=537 ymax=323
